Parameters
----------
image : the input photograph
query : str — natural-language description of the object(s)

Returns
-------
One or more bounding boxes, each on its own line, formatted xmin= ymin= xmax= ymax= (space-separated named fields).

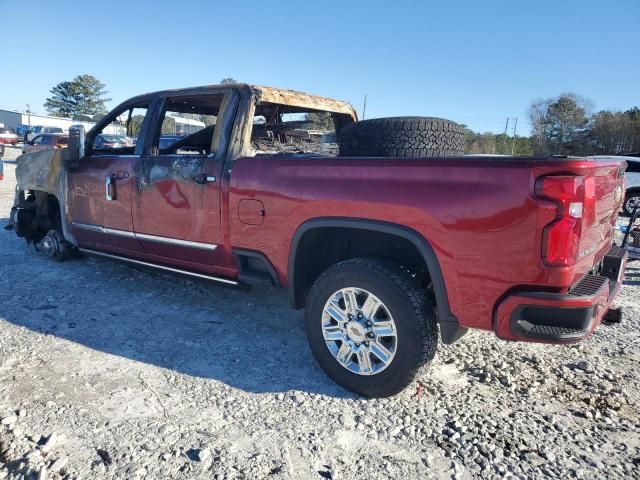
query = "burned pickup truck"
xmin=10 ymin=84 xmax=628 ymax=397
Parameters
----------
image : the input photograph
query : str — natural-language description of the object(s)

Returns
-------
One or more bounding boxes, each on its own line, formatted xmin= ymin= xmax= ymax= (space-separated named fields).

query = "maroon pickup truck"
xmin=10 ymin=84 xmax=628 ymax=397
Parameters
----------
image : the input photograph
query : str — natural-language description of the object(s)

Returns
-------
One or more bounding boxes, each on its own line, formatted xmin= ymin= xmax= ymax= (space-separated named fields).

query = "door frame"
xmin=68 ymin=96 xmax=162 ymax=252
xmin=128 ymin=88 xmax=240 ymax=270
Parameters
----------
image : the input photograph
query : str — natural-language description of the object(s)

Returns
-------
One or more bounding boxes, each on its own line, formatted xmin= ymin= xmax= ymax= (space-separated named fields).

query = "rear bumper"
xmin=495 ymin=245 xmax=627 ymax=343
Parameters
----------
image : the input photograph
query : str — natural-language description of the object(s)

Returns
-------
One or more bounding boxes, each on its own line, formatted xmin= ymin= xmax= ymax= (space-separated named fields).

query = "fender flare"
xmin=287 ymin=217 xmax=466 ymax=344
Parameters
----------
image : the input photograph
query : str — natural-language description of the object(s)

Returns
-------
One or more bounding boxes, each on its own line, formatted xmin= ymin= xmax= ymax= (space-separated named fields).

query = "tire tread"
xmin=305 ymin=257 xmax=438 ymax=397
xmin=339 ymin=116 xmax=464 ymax=158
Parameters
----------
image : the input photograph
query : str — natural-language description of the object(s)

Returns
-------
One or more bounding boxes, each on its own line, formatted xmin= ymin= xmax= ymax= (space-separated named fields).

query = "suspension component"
xmin=38 ymin=230 xmax=72 ymax=260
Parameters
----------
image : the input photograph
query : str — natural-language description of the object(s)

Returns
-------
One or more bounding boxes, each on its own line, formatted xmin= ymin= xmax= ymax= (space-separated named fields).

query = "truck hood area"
xmin=14 ymin=148 xmax=64 ymax=196
xmin=12 ymin=148 xmax=76 ymax=244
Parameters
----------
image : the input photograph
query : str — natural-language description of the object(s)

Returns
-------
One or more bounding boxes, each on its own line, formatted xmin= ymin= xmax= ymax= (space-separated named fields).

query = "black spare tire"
xmin=339 ymin=116 xmax=464 ymax=158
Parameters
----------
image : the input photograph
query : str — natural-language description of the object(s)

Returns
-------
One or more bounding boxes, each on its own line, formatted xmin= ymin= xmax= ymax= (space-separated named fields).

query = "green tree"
xmin=528 ymin=93 xmax=591 ymax=155
xmin=44 ymin=75 xmax=110 ymax=117
xmin=544 ymin=94 xmax=590 ymax=154
xmin=625 ymin=107 xmax=640 ymax=152
xmin=307 ymin=112 xmax=334 ymax=131
xmin=220 ymin=77 xmax=237 ymax=84
xmin=528 ymin=98 xmax=551 ymax=154
xmin=463 ymin=127 xmax=534 ymax=156
xmin=128 ymin=115 xmax=146 ymax=137
xmin=587 ymin=110 xmax=638 ymax=155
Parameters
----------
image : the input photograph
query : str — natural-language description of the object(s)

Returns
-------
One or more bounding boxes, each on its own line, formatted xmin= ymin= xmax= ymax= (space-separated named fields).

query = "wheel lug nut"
xmin=364 ymin=341 xmax=369 ymax=347
xmin=367 ymin=332 xmax=375 ymax=339
xmin=357 ymin=312 xmax=363 ymax=319
xmin=365 ymin=320 xmax=373 ymax=327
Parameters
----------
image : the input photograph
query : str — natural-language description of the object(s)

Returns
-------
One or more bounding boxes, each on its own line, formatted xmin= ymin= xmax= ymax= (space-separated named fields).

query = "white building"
xmin=169 ymin=116 xmax=207 ymax=135
xmin=0 ymin=109 xmax=120 ymax=135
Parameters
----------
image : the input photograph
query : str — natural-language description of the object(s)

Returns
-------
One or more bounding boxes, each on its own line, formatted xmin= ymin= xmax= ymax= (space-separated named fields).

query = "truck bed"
xmin=228 ymin=155 xmax=626 ymax=333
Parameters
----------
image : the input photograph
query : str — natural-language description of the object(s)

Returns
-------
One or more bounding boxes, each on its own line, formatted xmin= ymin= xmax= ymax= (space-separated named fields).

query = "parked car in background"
xmin=158 ymin=134 xmax=182 ymax=149
xmin=0 ymin=127 xmax=19 ymax=145
xmin=590 ymin=155 xmax=640 ymax=216
xmin=623 ymin=157 xmax=640 ymax=215
xmin=0 ymin=143 xmax=4 ymax=180
xmin=16 ymin=125 xmax=30 ymax=140
xmin=27 ymin=126 xmax=64 ymax=142
xmin=93 ymin=134 xmax=132 ymax=149
xmin=22 ymin=133 xmax=69 ymax=154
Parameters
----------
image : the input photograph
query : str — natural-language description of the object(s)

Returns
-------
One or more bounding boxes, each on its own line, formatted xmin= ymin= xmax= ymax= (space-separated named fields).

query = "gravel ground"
xmin=0 ymin=146 xmax=639 ymax=479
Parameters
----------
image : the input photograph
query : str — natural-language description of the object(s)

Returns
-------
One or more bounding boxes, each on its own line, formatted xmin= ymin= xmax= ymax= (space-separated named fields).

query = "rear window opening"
xmin=250 ymin=103 xmax=342 ymax=157
xmin=154 ymin=94 xmax=221 ymax=156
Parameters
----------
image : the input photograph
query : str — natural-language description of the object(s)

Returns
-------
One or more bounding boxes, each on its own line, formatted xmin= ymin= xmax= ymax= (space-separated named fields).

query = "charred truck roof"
xmin=113 ymin=84 xmax=357 ymax=119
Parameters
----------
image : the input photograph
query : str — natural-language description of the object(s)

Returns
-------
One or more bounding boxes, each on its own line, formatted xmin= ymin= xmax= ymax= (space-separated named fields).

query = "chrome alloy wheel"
xmin=321 ymin=287 xmax=398 ymax=376
xmin=626 ymin=195 xmax=640 ymax=214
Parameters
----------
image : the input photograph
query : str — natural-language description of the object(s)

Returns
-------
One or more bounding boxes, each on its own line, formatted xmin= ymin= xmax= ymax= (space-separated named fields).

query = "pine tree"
xmin=44 ymin=75 xmax=110 ymax=117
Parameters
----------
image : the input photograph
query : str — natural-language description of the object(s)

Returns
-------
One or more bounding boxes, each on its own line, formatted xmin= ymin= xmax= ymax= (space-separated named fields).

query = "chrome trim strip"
xmin=72 ymin=222 xmax=136 ymax=238
xmin=72 ymin=222 xmax=103 ymax=233
xmin=72 ymin=222 xmax=217 ymax=250
xmin=78 ymin=248 xmax=239 ymax=286
xmin=135 ymin=232 xmax=218 ymax=251
xmin=104 ymin=227 xmax=136 ymax=238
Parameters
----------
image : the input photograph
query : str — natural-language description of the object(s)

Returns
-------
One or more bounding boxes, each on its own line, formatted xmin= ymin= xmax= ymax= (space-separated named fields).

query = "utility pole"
xmin=362 ymin=93 xmax=367 ymax=120
xmin=503 ymin=118 xmax=509 ymax=154
xmin=511 ymin=117 xmax=518 ymax=156
xmin=26 ymin=103 xmax=31 ymax=127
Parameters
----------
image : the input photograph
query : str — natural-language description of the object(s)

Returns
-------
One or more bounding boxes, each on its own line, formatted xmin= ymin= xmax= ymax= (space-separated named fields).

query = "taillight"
xmin=535 ymin=176 xmax=585 ymax=266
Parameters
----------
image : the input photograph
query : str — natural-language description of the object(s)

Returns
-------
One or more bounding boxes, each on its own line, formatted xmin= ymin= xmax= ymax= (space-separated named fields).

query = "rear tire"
xmin=338 ymin=116 xmax=464 ymax=158
xmin=305 ymin=258 xmax=438 ymax=397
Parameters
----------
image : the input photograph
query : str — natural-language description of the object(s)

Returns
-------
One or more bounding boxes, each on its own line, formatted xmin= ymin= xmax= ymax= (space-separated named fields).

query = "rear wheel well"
xmin=288 ymin=219 xmax=466 ymax=344
xmin=290 ymin=223 xmax=435 ymax=309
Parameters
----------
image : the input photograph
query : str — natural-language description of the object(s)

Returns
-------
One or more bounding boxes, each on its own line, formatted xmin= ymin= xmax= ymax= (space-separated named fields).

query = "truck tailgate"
xmin=579 ymin=163 xmax=625 ymax=264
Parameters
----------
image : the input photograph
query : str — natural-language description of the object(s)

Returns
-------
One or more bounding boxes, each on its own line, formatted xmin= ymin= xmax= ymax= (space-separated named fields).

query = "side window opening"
xmin=152 ymin=94 xmax=222 ymax=156
xmin=92 ymin=105 xmax=149 ymax=154
xmin=250 ymin=103 xmax=339 ymax=157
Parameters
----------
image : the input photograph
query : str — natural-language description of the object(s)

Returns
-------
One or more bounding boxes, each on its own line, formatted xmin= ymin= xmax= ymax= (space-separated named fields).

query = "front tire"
xmin=305 ymin=258 xmax=438 ymax=397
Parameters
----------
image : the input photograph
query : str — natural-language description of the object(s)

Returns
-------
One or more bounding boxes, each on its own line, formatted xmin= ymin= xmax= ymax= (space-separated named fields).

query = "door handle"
xmin=192 ymin=173 xmax=216 ymax=184
xmin=105 ymin=176 xmax=114 ymax=201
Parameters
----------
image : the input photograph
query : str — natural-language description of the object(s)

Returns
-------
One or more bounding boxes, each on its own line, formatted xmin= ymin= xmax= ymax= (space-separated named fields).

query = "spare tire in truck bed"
xmin=339 ymin=116 xmax=465 ymax=158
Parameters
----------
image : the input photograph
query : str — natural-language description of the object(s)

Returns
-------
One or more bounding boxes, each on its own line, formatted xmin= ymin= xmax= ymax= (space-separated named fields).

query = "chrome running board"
xmin=78 ymin=248 xmax=241 ymax=287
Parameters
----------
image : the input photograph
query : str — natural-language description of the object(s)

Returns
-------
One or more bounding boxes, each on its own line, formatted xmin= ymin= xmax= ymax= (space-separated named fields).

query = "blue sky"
xmin=1 ymin=0 xmax=638 ymax=134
